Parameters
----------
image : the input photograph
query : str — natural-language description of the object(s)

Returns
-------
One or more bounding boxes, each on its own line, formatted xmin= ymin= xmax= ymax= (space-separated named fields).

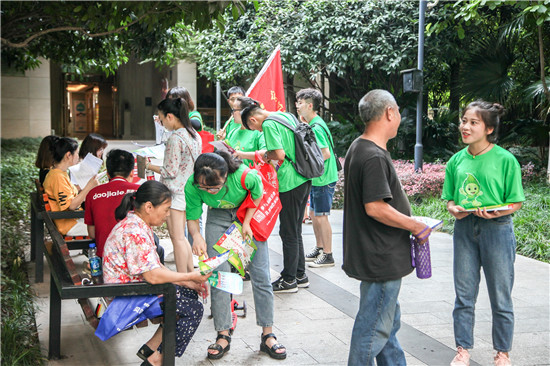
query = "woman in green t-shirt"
xmin=185 ymin=151 xmax=287 ymax=361
xmin=442 ymin=101 xmax=525 ymax=366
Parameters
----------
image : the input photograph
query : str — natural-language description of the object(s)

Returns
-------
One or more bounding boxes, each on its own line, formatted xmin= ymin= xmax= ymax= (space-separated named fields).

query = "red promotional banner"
xmin=246 ymin=45 xmax=286 ymax=112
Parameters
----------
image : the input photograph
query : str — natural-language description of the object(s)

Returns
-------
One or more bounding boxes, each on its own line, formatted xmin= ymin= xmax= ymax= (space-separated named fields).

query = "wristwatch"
xmin=264 ymin=152 xmax=269 ymax=161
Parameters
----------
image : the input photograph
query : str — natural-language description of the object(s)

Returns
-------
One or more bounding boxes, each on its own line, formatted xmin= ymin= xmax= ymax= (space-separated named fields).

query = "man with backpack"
xmin=296 ymin=89 xmax=339 ymax=268
xmin=240 ymin=96 xmax=324 ymax=293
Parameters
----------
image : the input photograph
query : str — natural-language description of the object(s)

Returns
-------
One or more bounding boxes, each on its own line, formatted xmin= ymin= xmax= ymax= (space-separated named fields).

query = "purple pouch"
xmin=410 ymin=236 xmax=432 ymax=279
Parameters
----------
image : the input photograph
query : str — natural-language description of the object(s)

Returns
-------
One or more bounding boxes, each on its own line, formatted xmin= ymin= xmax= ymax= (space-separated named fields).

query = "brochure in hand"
xmin=209 ymin=140 xmax=236 ymax=154
xmin=69 ymin=153 xmax=103 ymax=188
xmin=462 ymin=203 xmax=514 ymax=212
xmin=213 ymin=222 xmax=257 ymax=276
xmin=208 ymin=271 xmax=243 ymax=295
xmin=198 ymin=250 xmax=239 ymax=275
xmin=412 ymin=216 xmax=444 ymax=231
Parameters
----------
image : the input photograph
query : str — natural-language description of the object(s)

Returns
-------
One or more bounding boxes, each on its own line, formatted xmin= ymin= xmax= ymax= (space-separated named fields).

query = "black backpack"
xmin=266 ymin=113 xmax=325 ymax=179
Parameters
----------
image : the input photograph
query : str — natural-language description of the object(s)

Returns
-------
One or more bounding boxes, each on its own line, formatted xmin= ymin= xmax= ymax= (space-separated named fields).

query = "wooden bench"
xmin=30 ymin=180 xmax=92 ymax=283
xmin=41 ymin=209 xmax=178 ymax=365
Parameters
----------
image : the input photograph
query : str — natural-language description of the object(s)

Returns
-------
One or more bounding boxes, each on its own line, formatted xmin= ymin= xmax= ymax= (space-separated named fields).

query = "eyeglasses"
xmin=198 ymin=185 xmax=224 ymax=193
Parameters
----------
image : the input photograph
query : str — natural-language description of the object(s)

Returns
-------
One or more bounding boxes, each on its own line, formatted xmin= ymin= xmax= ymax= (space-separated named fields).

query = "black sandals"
xmin=207 ymin=333 xmax=231 ymax=360
xmin=260 ymin=333 xmax=287 ymax=360
xmin=137 ymin=344 xmax=154 ymax=361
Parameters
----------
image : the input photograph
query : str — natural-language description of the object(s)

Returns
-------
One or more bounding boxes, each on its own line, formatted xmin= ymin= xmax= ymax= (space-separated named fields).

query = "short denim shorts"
xmin=309 ymin=182 xmax=336 ymax=216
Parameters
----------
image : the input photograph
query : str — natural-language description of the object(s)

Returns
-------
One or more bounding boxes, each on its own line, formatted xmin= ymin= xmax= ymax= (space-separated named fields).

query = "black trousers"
xmin=278 ymin=180 xmax=312 ymax=282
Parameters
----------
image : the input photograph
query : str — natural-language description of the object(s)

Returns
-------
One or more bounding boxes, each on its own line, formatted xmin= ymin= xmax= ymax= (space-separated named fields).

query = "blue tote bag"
xmin=95 ymin=294 xmax=163 ymax=341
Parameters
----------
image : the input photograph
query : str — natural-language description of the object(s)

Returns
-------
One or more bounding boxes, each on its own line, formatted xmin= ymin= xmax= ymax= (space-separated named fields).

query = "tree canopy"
xmin=1 ymin=1 xmax=240 ymax=74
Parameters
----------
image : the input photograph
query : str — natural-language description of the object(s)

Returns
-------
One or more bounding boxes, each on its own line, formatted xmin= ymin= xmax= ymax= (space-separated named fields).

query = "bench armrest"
xmin=59 ymin=282 xmax=176 ymax=299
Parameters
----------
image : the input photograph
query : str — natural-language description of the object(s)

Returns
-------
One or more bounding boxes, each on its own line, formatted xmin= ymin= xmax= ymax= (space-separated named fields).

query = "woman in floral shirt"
xmin=146 ymin=98 xmax=201 ymax=273
xmin=103 ymin=180 xmax=210 ymax=366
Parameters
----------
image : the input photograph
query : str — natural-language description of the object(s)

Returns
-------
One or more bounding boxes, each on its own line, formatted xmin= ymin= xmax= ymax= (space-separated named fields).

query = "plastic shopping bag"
xmin=95 ymin=294 xmax=163 ymax=341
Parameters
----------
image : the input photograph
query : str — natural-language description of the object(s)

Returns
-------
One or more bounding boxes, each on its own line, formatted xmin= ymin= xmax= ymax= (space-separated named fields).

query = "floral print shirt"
xmin=160 ymin=128 xmax=201 ymax=195
xmin=102 ymin=212 xmax=161 ymax=284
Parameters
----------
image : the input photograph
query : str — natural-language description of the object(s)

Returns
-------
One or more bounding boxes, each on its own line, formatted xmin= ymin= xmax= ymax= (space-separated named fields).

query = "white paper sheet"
xmin=69 ymin=153 xmax=103 ymax=188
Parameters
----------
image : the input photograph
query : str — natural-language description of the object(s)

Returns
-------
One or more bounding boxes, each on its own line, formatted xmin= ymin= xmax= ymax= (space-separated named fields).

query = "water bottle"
xmin=88 ymin=243 xmax=104 ymax=284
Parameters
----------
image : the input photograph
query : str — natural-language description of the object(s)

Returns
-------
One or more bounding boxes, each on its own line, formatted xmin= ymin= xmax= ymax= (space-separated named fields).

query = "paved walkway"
xmin=29 ymin=141 xmax=550 ymax=365
xmin=30 ymin=209 xmax=549 ymax=365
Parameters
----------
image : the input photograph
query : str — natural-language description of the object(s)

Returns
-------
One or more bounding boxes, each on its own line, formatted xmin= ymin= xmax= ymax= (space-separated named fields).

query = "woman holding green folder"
xmin=442 ymin=101 xmax=525 ymax=366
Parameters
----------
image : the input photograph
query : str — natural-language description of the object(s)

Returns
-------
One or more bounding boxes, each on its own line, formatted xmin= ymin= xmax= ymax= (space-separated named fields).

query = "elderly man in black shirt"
xmin=343 ymin=89 xmax=431 ymax=366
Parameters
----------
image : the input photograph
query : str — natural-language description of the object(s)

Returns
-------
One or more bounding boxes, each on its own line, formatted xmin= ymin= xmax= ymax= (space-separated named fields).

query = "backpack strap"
xmin=311 ymin=122 xmax=335 ymax=149
xmin=240 ymin=167 xmax=252 ymax=192
xmin=264 ymin=113 xmax=299 ymax=166
xmin=265 ymin=113 xmax=298 ymax=132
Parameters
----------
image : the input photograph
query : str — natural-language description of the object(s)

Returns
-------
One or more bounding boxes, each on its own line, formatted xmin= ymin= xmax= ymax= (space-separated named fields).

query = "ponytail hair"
xmin=115 ymin=181 xmax=172 ymax=221
xmin=193 ymin=151 xmax=242 ymax=186
xmin=462 ymin=100 xmax=506 ymax=143
xmin=157 ymin=97 xmax=197 ymax=139
xmin=36 ymin=135 xmax=59 ymax=169
xmin=50 ymin=137 xmax=78 ymax=163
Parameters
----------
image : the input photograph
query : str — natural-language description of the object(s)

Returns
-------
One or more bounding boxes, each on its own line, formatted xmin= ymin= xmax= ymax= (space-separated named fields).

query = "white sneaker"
xmin=494 ymin=352 xmax=511 ymax=366
xmin=450 ymin=347 xmax=470 ymax=366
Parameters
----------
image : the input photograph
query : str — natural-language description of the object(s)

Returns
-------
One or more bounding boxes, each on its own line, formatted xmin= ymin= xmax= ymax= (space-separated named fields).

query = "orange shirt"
xmin=43 ymin=168 xmax=80 ymax=235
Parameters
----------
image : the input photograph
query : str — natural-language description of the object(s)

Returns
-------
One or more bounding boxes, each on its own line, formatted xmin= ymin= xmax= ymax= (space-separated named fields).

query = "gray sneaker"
xmin=305 ymin=247 xmax=323 ymax=262
xmin=272 ymin=277 xmax=298 ymax=293
xmin=296 ymin=274 xmax=310 ymax=288
xmin=308 ymin=252 xmax=335 ymax=268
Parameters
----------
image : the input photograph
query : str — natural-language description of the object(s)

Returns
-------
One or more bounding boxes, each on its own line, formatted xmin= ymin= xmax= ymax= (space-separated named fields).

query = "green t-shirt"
xmin=225 ymin=119 xmax=266 ymax=167
xmin=222 ymin=117 xmax=240 ymax=137
xmin=189 ymin=111 xmax=203 ymax=131
xmin=441 ymin=145 xmax=525 ymax=209
xmin=263 ymin=112 xmax=309 ymax=192
xmin=309 ymin=116 xmax=338 ymax=187
xmin=185 ymin=164 xmax=263 ymax=220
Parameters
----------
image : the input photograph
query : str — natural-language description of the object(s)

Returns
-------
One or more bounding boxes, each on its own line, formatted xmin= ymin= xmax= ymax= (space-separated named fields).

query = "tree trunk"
xmin=285 ymin=73 xmax=296 ymax=115
xmin=449 ymin=62 xmax=460 ymax=113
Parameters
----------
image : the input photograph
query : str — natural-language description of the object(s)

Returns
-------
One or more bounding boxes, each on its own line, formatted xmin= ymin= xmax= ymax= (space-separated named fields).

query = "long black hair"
xmin=157 ymin=98 xmax=197 ymax=138
xmin=115 ymin=180 xmax=172 ymax=221
xmin=50 ymin=137 xmax=79 ymax=163
xmin=193 ymin=151 xmax=241 ymax=187
xmin=36 ymin=135 xmax=59 ymax=169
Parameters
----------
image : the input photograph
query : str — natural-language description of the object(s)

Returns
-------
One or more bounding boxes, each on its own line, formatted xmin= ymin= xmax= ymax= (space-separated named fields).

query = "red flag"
xmin=246 ymin=45 xmax=285 ymax=112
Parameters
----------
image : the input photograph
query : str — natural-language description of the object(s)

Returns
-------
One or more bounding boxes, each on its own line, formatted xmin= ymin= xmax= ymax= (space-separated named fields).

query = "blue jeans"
xmin=453 ymin=214 xmax=516 ymax=352
xmin=205 ymin=207 xmax=274 ymax=331
xmin=348 ymin=279 xmax=406 ymax=366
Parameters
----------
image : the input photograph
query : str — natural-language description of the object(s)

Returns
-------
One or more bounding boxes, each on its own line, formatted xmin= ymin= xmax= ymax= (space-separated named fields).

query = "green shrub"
xmin=1 ymin=137 xmax=44 ymax=365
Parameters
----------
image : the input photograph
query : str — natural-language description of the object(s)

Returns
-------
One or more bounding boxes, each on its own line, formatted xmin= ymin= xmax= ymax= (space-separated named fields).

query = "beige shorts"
xmin=170 ymin=193 xmax=186 ymax=211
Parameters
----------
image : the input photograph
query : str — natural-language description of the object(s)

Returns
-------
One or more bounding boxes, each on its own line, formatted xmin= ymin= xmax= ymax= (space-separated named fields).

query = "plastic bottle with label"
xmin=88 ymin=243 xmax=104 ymax=284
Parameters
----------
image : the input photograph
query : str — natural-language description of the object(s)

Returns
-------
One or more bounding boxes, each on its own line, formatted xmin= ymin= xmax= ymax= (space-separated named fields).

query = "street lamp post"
xmin=414 ymin=0 xmax=427 ymax=172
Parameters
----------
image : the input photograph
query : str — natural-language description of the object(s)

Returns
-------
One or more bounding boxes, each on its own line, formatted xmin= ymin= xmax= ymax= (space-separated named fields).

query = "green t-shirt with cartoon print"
xmin=185 ymin=164 xmax=263 ymax=220
xmin=309 ymin=116 xmax=338 ymax=187
xmin=262 ymin=111 xmax=309 ymax=193
xmin=225 ymin=118 xmax=266 ymax=167
xmin=441 ymin=145 xmax=525 ymax=209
